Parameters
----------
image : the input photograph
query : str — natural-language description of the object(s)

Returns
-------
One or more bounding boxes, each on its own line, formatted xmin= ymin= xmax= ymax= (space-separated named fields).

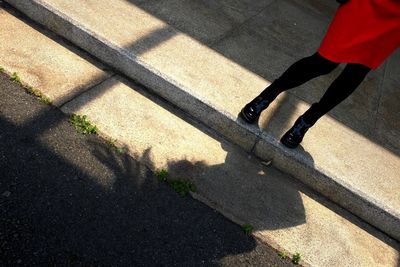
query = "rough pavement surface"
xmin=0 ymin=73 xmax=295 ymax=266
xmin=5 ymin=0 xmax=399 ymax=241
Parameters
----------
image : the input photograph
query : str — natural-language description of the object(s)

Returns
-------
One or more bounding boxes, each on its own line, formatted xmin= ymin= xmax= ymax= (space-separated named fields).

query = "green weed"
xmin=241 ymin=224 xmax=253 ymax=235
xmin=69 ymin=114 xmax=98 ymax=135
xmin=278 ymin=251 xmax=288 ymax=259
xmin=116 ymin=147 xmax=127 ymax=155
xmin=155 ymin=169 xmax=168 ymax=182
xmin=155 ymin=169 xmax=196 ymax=197
xmin=1 ymin=69 xmax=51 ymax=104
xmin=167 ymin=179 xmax=196 ymax=197
xmin=292 ymin=252 xmax=301 ymax=265
xmin=106 ymin=137 xmax=117 ymax=147
xmin=27 ymin=86 xmax=52 ymax=104
xmin=105 ymin=138 xmax=127 ymax=154
xmin=10 ymin=72 xmax=21 ymax=84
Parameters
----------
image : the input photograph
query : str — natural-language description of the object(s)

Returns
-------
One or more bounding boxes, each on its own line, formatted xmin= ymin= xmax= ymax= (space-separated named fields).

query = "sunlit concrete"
xmin=62 ymin=76 xmax=229 ymax=169
xmin=0 ymin=7 xmax=111 ymax=106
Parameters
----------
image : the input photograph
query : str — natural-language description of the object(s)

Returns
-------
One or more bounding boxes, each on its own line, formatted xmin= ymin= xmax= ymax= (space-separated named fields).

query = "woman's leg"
xmin=261 ymin=52 xmax=339 ymax=101
xmin=281 ymin=63 xmax=371 ymax=148
xmin=301 ymin=63 xmax=371 ymax=125
xmin=241 ymin=53 xmax=339 ymax=123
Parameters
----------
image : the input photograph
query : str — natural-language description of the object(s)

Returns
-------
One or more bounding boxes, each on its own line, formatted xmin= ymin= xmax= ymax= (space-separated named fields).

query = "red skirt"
xmin=318 ymin=0 xmax=400 ymax=69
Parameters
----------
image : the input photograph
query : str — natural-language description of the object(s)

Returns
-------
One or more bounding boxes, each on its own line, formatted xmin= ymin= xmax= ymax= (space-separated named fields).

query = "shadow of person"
xmin=165 ymin=136 xmax=307 ymax=232
xmin=0 ymin=112 xmax=264 ymax=266
xmin=80 ymin=139 xmax=267 ymax=266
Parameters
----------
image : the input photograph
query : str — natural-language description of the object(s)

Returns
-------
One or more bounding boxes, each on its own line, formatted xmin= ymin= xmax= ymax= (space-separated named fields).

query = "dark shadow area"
xmin=0 ymin=74 xmax=297 ymax=266
xmin=58 ymin=71 xmax=307 ymax=232
xmin=0 ymin=118 xmax=245 ymax=266
xmin=110 ymin=76 xmax=400 ymax=258
xmin=163 ymin=143 xmax=307 ymax=231
xmin=1 ymin=2 xmax=399 ymax=265
xmin=127 ymin=26 xmax=178 ymax=56
xmin=120 ymin=74 xmax=400 ymax=259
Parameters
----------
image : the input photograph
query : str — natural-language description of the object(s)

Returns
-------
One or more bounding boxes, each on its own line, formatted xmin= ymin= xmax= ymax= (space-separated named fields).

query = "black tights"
xmin=261 ymin=53 xmax=371 ymax=125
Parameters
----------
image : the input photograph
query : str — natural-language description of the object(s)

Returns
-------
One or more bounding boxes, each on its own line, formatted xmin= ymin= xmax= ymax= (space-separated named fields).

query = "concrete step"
xmin=61 ymin=74 xmax=400 ymax=267
xmin=1 ymin=4 xmax=399 ymax=266
xmin=4 ymin=0 xmax=400 ymax=243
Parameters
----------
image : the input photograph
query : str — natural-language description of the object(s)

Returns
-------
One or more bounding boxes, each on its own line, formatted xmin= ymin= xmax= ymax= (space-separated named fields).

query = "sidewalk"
xmin=4 ymin=0 xmax=400 ymax=241
xmin=0 ymin=1 xmax=399 ymax=266
xmin=0 ymin=72 xmax=296 ymax=266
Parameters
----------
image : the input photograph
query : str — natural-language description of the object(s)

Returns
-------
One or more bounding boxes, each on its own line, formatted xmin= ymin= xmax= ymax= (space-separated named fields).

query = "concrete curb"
xmin=255 ymin=131 xmax=400 ymax=242
xmin=5 ymin=0 xmax=400 ymax=241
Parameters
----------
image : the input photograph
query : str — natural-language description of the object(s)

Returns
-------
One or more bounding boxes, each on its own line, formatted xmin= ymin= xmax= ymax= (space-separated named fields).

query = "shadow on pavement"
xmin=0 ymin=73 xmax=297 ymax=266
xmin=1 ymin=2 xmax=399 ymax=266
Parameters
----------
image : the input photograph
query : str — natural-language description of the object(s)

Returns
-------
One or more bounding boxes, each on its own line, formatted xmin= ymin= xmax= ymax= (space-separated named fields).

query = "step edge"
xmin=5 ymin=0 xmax=399 ymax=242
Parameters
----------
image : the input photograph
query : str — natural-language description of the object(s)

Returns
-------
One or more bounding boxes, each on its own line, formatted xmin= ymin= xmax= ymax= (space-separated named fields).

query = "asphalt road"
xmin=0 ymin=72 xmax=296 ymax=266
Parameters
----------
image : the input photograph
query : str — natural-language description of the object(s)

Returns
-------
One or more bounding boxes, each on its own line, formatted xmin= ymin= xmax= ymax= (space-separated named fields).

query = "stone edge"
xmin=4 ymin=0 xmax=399 ymax=241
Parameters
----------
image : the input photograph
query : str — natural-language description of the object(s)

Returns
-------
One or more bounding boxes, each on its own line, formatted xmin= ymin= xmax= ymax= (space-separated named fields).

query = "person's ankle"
xmin=259 ymin=87 xmax=280 ymax=101
xmin=301 ymin=103 xmax=321 ymax=126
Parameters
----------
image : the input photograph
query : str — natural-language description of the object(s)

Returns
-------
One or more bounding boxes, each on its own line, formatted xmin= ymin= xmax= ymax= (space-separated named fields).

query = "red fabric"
xmin=318 ymin=0 xmax=400 ymax=69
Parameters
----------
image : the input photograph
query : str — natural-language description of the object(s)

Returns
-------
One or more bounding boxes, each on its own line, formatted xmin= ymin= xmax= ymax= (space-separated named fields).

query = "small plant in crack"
xmin=69 ymin=114 xmax=98 ymax=135
xmin=2 ymin=69 xmax=51 ymax=104
xmin=155 ymin=169 xmax=196 ymax=197
xmin=106 ymin=137 xmax=118 ymax=148
xmin=278 ymin=251 xmax=288 ymax=260
xmin=27 ymin=86 xmax=52 ymax=104
xmin=292 ymin=252 xmax=301 ymax=265
xmin=167 ymin=179 xmax=196 ymax=197
xmin=155 ymin=169 xmax=169 ymax=182
xmin=105 ymin=138 xmax=127 ymax=154
xmin=10 ymin=72 xmax=22 ymax=84
xmin=241 ymin=224 xmax=253 ymax=235
xmin=116 ymin=147 xmax=128 ymax=155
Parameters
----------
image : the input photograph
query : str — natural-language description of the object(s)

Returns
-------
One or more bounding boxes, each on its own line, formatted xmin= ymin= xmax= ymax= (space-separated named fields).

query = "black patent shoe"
xmin=281 ymin=116 xmax=313 ymax=149
xmin=241 ymin=96 xmax=271 ymax=123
